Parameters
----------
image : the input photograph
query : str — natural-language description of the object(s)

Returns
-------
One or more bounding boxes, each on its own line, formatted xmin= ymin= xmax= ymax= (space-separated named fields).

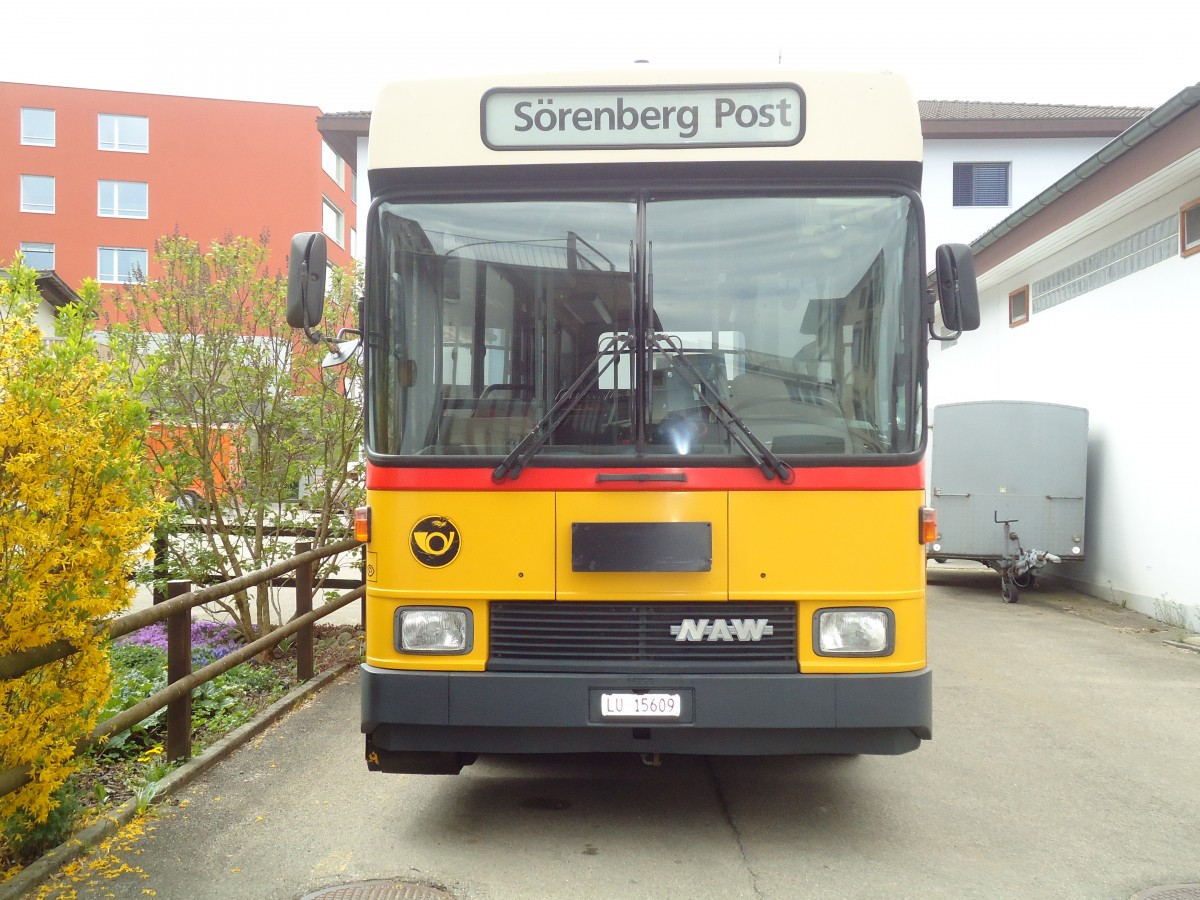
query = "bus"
xmin=287 ymin=68 xmax=979 ymax=774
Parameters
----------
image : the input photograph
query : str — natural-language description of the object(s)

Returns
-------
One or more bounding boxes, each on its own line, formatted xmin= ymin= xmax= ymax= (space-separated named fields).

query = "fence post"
xmin=296 ymin=541 xmax=314 ymax=682
xmin=165 ymin=579 xmax=192 ymax=763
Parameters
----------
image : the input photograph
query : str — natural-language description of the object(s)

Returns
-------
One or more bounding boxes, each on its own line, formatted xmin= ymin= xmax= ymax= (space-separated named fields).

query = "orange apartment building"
xmin=1 ymin=82 xmax=356 ymax=312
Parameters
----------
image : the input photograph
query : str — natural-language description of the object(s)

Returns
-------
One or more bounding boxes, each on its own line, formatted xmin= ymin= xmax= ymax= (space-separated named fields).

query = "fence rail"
xmin=0 ymin=535 xmax=363 ymax=802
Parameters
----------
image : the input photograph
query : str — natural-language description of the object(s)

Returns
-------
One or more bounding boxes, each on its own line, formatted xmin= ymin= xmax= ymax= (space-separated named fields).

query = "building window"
xmin=321 ymin=141 xmax=345 ymax=188
xmin=953 ymin=162 xmax=1010 ymax=207
xmin=1009 ymin=286 xmax=1030 ymax=327
xmin=98 ymin=180 xmax=149 ymax=218
xmin=98 ymin=247 xmax=148 ymax=284
xmin=20 ymin=242 xmax=55 ymax=269
xmin=322 ymin=198 xmax=344 ymax=247
xmin=1182 ymin=199 xmax=1200 ymax=259
xmin=20 ymin=108 xmax=55 ymax=146
xmin=20 ymin=175 xmax=55 ymax=213
xmin=98 ymin=114 xmax=149 ymax=152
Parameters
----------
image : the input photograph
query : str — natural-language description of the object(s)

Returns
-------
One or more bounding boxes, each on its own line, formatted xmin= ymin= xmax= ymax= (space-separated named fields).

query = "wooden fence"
xmin=0 ymin=535 xmax=364 ymax=802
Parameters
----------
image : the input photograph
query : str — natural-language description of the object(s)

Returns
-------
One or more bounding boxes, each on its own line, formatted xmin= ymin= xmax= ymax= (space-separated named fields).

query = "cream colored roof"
xmin=368 ymin=68 xmax=921 ymax=171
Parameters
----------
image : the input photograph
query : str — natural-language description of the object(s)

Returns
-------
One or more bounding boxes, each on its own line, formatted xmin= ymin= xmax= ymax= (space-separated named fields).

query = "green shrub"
xmin=98 ymin=642 xmax=287 ymax=760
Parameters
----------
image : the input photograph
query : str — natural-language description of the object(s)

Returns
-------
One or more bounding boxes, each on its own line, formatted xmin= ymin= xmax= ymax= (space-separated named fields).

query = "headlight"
xmin=815 ymin=608 xmax=893 ymax=656
xmin=396 ymin=608 xmax=472 ymax=654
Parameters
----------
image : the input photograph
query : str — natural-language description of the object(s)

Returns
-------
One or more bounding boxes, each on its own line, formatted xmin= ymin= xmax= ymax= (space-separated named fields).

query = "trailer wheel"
xmin=1001 ymin=574 xmax=1019 ymax=603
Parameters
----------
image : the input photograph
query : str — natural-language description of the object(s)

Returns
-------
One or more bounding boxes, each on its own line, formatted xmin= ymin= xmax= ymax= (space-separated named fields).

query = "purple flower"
xmin=117 ymin=620 xmax=242 ymax=662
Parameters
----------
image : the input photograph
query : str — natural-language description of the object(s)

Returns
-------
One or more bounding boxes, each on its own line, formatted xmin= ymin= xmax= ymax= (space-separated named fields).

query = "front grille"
xmin=488 ymin=602 xmax=798 ymax=673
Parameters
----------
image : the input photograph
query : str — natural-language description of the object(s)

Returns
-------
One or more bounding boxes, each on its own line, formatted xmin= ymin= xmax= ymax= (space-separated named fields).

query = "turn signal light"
xmin=354 ymin=506 xmax=371 ymax=543
xmin=919 ymin=506 xmax=937 ymax=544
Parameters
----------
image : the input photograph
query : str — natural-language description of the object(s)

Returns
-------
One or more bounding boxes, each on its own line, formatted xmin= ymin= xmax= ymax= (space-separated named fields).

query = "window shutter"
xmin=973 ymin=164 xmax=1009 ymax=206
xmin=952 ymin=163 xmax=1009 ymax=207
xmin=952 ymin=164 xmax=974 ymax=206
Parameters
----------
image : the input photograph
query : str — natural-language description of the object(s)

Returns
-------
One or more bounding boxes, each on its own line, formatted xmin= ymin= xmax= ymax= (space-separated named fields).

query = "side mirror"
xmin=934 ymin=243 xmax=980 ymax=334
xmin=287 ymin=232 xmax=328 ymax=331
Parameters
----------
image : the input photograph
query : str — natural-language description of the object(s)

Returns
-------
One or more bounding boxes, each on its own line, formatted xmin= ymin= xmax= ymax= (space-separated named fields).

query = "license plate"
xmin=599 ymin=692 xmax=682 ymax=719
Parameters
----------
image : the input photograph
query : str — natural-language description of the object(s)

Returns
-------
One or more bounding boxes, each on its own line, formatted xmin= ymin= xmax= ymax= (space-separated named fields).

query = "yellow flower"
xmin=0 ymin=258 xmax=163 ymax=826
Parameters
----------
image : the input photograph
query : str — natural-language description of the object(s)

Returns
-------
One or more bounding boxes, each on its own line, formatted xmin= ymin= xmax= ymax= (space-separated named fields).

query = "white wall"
xmin=34 ymin=299 xmax=57 ymax=338
xmin=355 ymin=135 xmax=369 ymax=263
xmin=928 ymin=177 xmax=1200 ymax=631
xmin=923 ymin=137 xmax=1110 ymax=263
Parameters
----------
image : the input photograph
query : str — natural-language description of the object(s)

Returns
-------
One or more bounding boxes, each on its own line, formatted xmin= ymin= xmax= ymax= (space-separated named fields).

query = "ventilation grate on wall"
xmin=1032 ymin=216 xmax=1178 ymax=314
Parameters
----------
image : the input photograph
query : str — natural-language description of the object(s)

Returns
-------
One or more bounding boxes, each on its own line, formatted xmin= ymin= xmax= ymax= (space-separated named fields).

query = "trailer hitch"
xmin=992 ymin=513 xmax=1062 ymax=603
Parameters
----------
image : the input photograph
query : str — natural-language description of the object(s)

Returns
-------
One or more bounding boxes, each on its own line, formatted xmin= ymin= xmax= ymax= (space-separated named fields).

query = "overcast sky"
xmin=2 ymin=0 xmax=1195 ymax=113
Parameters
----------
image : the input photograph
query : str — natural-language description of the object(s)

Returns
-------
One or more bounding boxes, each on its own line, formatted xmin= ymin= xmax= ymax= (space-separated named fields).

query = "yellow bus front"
xmin=349 ymin=69 xmax=941 ymax=774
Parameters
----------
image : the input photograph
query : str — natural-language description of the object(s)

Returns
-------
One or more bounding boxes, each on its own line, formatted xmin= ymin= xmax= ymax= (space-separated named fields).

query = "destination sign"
xmin=481 ymin=83 xmax=805 ymax=150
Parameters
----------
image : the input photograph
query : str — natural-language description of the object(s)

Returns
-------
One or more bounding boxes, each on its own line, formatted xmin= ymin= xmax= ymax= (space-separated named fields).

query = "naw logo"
xmin=671 ymin=618 xmax=774 ymax=642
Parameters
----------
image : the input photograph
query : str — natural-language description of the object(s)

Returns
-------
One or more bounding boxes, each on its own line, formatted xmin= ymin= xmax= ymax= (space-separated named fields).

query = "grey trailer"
xmin=928 ymin=401 xmax=1088 ymax=602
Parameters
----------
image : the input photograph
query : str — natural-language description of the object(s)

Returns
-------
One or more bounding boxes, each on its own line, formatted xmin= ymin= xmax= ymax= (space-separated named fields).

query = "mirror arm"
xmin=924 ymin=285 xmax=960 ymax=342
xmin=302 ymin=321 xmax=325 ymax=345
xmin=929 ymin=321 xmax=964 ymax=342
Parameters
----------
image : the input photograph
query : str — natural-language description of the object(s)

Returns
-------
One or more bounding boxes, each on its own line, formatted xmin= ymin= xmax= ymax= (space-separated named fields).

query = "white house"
xmin=920 ymin=101 xmax=1149 ymax=263
xmin=928 ymin=83 xmax=1200 ymax=631
xmin=0 ymin=269 xmax=80 ymax=342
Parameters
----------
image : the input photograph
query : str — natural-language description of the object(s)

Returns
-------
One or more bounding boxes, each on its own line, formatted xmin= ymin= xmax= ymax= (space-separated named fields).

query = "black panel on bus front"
xmin=571 ymin=521 xmax=713 ymax=572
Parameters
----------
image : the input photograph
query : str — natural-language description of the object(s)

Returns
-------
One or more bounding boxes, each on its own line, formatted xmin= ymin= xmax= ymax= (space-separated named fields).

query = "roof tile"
xmin=918 ymin=100 xmax=1152 ymax=120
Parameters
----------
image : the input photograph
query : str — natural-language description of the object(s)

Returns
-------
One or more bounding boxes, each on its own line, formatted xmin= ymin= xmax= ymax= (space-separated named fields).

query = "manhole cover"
xmin=300 ymin=880 xmax=455 ymax=900
xmin=1131 ymin=886 xmax=1200 ymax=900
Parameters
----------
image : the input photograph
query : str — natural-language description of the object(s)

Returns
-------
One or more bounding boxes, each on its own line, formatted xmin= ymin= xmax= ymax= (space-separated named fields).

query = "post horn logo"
xmin=410 ymin=516 xmax=461 ymax=568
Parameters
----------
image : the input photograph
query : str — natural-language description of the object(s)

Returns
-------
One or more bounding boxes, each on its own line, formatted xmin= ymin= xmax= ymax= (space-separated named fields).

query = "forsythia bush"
xmin=0 ymin=259 xmax=162 ymax=825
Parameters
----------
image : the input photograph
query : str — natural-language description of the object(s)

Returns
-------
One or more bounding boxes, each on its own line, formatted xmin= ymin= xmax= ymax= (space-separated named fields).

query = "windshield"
xmin=367 ymin=194 xmax=923 ymax=463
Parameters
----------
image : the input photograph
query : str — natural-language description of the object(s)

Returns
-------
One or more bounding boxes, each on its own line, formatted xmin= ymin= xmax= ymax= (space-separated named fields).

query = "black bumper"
xmin=361 ymin=665 xmax=931 ymax=757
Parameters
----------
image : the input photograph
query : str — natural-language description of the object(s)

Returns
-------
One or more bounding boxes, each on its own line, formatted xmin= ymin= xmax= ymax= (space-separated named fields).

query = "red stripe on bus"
xmin=366 ymin=462 xmax=924 ymax=492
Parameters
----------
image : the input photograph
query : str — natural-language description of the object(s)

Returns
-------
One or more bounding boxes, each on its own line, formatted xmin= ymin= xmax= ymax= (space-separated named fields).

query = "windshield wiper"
xmin=492 ymin=334 xmax=633 ymax=482
xmin=650 ymin=334 xmax=794 ymax=483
